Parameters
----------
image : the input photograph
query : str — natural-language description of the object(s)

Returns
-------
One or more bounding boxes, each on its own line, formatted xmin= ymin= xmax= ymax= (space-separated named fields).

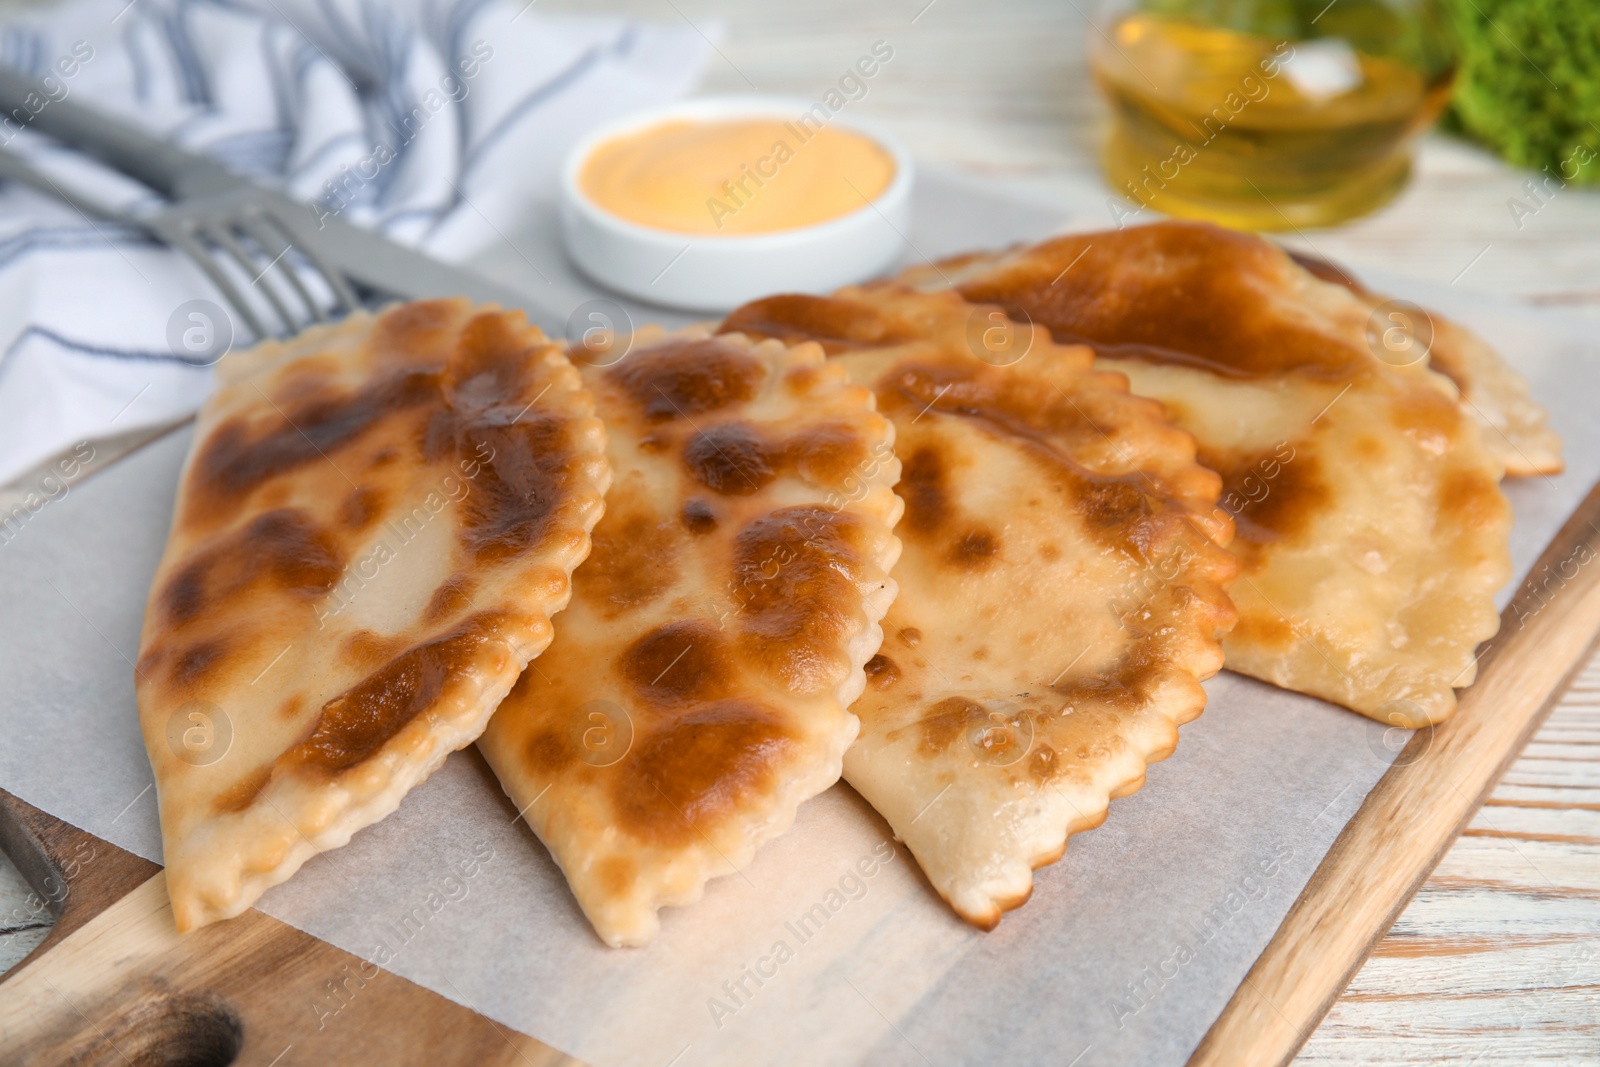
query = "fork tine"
xmin=156 ymin=220 xmax=272 ymax=341
xmin=259 ymin=207 xmax=361 ymax=314
xmin=237 ymin=213 xmax=327 ymax=324
xmin=204 ymin=222 xmax=300 ymax=336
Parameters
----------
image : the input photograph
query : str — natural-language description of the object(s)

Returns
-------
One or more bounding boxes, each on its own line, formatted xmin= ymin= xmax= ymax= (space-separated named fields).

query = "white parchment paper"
xmin=0 ymin=172 xmax=1596 ymax=1067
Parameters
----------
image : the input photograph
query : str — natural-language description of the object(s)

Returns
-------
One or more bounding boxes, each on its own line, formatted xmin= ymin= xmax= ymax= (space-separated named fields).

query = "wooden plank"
xmin=1191 ymin=479 xmax=1600 ymax=1067
xmin=0 ymin=789 xmax=585 ymax=1067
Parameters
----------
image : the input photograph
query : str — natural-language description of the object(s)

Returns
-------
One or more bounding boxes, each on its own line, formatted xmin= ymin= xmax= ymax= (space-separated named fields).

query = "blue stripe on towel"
xmin=4 ymin=325 xmax=215 ymax=369
xmin=458 ymin=43 xmax=605 ymax=179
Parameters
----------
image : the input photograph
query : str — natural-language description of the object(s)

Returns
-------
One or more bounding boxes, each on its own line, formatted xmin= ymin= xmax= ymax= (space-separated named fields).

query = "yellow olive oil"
xmin=1092 ymin=14 xmax=1454 ymax=230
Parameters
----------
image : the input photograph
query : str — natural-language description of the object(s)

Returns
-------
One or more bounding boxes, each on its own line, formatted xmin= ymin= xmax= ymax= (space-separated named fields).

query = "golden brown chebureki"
xmin=137 ymin=300 xmax=609 ymax=931
xmin=477 ymin=330 xmax=901 ymax=947
xmin=902 ymin=222 xmax=1515 ymax=725
xmin=722 ymin=287 xmax=1237 ymax=929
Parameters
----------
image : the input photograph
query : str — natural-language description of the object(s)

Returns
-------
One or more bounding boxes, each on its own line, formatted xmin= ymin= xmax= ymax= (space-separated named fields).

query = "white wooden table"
xmin=3 ymin=1 xmax=1597 ymax=1062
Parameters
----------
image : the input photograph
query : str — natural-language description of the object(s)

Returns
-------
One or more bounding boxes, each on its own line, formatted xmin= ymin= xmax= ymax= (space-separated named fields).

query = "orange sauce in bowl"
xmin=579 ymin=118 xmax=896 ymax=237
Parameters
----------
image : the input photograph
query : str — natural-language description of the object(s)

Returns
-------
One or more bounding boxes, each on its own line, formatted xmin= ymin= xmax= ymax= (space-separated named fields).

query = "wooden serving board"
xmin=3 ymin=479 xmax=1598 ymax=1066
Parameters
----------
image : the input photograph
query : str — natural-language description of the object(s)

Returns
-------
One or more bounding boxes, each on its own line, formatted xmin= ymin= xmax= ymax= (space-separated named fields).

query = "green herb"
xmin=1444 ymin=0 xmax=1600 ymax=183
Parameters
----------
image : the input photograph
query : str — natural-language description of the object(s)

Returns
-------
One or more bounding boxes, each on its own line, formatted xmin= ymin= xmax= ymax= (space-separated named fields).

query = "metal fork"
xmin=146 ymin=186 xmax=363 ymax=340
xmin=0 ymin=145 xmax=357 ymax=341
xmin=0 ymin=65 xmax=557 ymax=340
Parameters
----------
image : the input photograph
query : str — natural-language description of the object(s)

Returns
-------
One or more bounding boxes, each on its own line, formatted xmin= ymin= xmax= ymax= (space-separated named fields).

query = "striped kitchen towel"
xmin=0 ymin=0 xmax=712 ymax=484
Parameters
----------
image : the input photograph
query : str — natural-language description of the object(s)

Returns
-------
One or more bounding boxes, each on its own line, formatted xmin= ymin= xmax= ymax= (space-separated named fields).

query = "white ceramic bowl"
xmin=559 ymin=96 xmax=915 ymax=313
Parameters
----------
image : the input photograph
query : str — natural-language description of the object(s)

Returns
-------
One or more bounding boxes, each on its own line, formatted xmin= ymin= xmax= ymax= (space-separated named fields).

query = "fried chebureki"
xmin=908 ymin=221 xmax=1515 ymax=726
xmin=136 ymin=301 xmax=610 ymax=931
xmin=1288 ymin=250 xmax=1563 ymax=477
xmin=478 ymin=330 xmax=902 ymax=947
xmin=720 ymin=287 xmax=1238 ymax=929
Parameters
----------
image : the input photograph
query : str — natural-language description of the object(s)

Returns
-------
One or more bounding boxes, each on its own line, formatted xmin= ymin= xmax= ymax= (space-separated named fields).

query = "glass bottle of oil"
xmin=1091 ymin=0 xmax=1456 ymax=230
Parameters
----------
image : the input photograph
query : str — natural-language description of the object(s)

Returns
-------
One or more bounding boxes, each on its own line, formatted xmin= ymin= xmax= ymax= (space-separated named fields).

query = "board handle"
xmin=0 ymin=787 xmax=161 ymax=971
xmin=0 ymin=788 xmax=580 ymax=1066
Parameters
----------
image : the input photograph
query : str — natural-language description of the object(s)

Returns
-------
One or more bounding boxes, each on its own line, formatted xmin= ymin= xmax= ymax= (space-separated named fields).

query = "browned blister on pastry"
xmin=477 ymin=329 xmax=902 ymax=947
xmin=136 ymin=300 xmax=610 ymax=931
xmin=908 ymin=221 xmax=1515 ymax=726
xmin=721 ymin=287 xmax=1237 ymax=930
